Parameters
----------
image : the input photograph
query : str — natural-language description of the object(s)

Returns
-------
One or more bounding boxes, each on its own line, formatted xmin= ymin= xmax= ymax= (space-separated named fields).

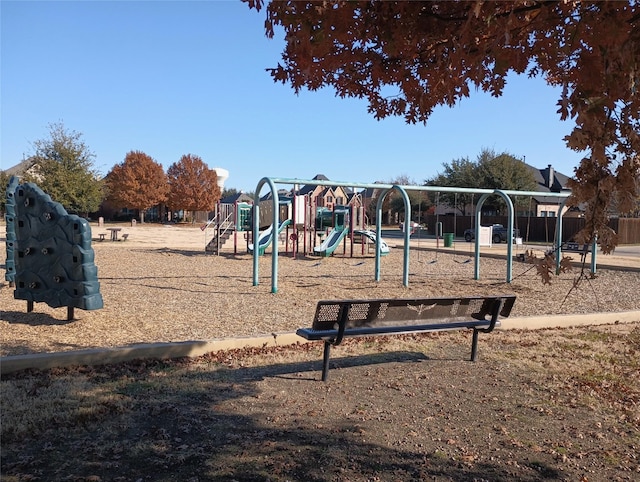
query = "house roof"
xmin=524 ymin=163 xmax=573 ymax=205
xmin=359 ymin=185 xmax=385 ymax=199
xmin=259 ymin=189 xmax=293 ymax=202
xmin=318 ymin=186 xmax=334 ymax=197
xmin=352 ymin=166 xmax=574 ymax=206
xmin=526 ymin=163 xmax=571 ymax=192
xmin=347 ymin=191 xmax=362 ymax=203
xmin=220 ymin=192 xmax=253 ymax=204
xmin=297 ymin=174 xmax=330 ymax=195
xmin=3 ymin=159 xmax=35 ymax=176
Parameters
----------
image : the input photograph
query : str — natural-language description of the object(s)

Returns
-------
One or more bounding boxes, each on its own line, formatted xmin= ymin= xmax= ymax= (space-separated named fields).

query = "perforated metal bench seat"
xmin=297 ymin=295 xmax=516 ymax=381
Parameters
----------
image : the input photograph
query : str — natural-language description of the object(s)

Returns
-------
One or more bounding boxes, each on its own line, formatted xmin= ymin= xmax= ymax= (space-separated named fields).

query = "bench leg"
xmin=471 ymin=329 xmax=479 ymax=362
xmin=322 ymin=342 xmax=332 ymax=382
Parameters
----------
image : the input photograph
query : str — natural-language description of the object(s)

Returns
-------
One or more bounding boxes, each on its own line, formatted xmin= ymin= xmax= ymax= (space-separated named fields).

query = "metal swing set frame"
xmin=251 ymin=177 xmax=574 ymax=293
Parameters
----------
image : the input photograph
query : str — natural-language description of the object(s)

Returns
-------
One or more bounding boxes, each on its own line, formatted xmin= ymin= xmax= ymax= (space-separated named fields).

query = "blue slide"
xmin=249 ymin=219 xmax=291 ymax=255
xmin=313 ymin=226 xmax=350 ymax=257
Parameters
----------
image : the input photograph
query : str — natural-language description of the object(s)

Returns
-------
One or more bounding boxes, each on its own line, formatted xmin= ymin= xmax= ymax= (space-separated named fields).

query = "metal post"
xmin=474 ymin=193 xmax=491 ymax=280
xmin=251 ymin=178 xmax=570 ymax=292
xmin=252 ymin=177 xmax=280 ymax=293
xmin=216 ymin=201 xmax=220 ymax=255
xmin=471 ymin=329 xmax=479 ymax=361
xmin=322 ymin=342 xmax=332 ymax=382
xmin=494 ymin=190 xmax=515 ymax=283
xmin=555 ymin=197 xmax=570 ymax=274
xmin=374 ymin=187 xmax=412 ymax=284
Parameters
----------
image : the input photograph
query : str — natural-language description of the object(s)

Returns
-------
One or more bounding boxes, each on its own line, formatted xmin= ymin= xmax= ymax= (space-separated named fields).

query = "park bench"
xmin=98 ymin=233 xmax=107 ymax=241
xmin=561 ymin=241 xmax=592 ymax=254
xmin=121 ymin=233 xmax=129 ymax=241
xmin=296 ymin=295 xmax=516 ymax=381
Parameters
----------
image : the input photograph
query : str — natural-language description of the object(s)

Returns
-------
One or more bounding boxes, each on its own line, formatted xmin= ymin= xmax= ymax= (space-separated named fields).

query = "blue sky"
xmin=2 ymin=0 xmax=585 ymax=194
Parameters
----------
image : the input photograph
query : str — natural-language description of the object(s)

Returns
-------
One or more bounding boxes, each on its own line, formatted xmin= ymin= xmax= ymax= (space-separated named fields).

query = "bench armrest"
xmin=475 ymin=298 xmax=504 ymax=334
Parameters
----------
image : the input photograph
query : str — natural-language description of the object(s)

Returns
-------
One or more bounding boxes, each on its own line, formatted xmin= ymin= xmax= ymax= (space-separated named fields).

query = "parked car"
xmin=463 ymin=224 xmax=520 ymax=244
xmin=399 ymin=221 xmax=421 ymax=233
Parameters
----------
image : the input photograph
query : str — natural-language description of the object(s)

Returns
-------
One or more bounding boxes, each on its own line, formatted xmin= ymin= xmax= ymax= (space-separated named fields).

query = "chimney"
xmin=547 ymin=164 xmax=554 ymax=189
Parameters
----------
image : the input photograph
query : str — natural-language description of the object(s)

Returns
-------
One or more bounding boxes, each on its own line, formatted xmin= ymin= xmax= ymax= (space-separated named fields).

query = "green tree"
xmin=105 ymin=151 xmax=169 ymax=224
xmin=23 ymin=122 xmax=104 ymax=216
xmin=426 ymin=149 xmax=536 ymax=214
xmin=220 ymin=188 xmax=256 ymax=200
xmin=247 ymin=0 xmax=640 ymax=252
xmin=386 ymin=175 xmax=430 ymax=224
xmin=221 ymin=188 xmax=239 ymax=199
xmin=476 ymin=149 xmax=537 ymax=192
xmin=477 ymin=149 xmax=537 ymax=214
xmin=426 ymin=157 xmax=478 ymax=215
xmin=0 ymin=170 xmax=10 ymax=216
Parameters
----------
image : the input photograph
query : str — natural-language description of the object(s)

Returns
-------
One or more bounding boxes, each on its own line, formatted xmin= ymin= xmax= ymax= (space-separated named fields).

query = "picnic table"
xmin=106 ymin=228 xmax=122 ymax=241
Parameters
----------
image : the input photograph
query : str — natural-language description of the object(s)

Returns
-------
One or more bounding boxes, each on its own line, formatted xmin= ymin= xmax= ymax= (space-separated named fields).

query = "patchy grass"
xmin=2 ymin=323 xmax=639 ymax=481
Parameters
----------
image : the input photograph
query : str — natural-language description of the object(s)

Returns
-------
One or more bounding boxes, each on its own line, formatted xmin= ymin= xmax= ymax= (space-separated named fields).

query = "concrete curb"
xmin=499 ymin=310 xmax=640 ymax=330
xmin=0 ymin=333 xmax=306 ymax=376
xmin=1 ymin=311 xmax=638 ymax=376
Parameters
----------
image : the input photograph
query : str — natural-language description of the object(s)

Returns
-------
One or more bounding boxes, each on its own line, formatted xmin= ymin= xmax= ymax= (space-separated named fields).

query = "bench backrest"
xmin=562 ymin=242 xmax=592 ymax=252
xmin=312 ymin=295 xmax=516 ymax=331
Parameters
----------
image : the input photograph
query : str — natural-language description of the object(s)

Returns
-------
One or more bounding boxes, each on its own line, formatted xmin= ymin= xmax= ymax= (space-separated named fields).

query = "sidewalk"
xmin=387 ymin=234 xmax=640 ymax=271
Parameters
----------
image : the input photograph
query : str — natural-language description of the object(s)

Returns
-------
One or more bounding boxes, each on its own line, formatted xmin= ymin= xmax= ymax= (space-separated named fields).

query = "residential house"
xmin=527 ymin=164 xmax=574 ymax=218
xmin=3 ymin=159 xmax=37 ymax=178
xmin=296 ymin=174 xmax=352 ymax=210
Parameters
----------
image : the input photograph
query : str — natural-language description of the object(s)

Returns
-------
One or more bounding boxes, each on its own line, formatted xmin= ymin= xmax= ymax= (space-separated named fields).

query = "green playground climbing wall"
xmin=5 ymin=178 xmax=103 ymax=316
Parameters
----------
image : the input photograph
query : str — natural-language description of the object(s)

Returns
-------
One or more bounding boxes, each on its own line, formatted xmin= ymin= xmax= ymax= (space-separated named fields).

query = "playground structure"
xmin=248 ymin=218 xmax=291 ymax=256
xmin=312 ymin=208 xmax=349 ymax=257
xmin=203 ymin=200 xmax=252 ymax=254
xmin=204 ymin=188 xmax=389 ymax=258
xmin=251 ymin=177 xmax=580 ymax=294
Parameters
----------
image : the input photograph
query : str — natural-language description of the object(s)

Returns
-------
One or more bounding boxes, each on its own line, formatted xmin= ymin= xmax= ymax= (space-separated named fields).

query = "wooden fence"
xmin=422 ymin=215 xmax=640 ymax=244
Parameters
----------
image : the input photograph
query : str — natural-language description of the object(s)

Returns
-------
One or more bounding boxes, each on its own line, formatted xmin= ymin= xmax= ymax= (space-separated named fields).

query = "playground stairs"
xmin=205 ymin=223 xmax=234 ymax=254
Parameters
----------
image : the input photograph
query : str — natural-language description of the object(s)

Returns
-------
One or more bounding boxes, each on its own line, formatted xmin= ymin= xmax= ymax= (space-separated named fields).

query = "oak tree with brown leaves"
xmin=247 ymin=0 xmax=640 ymax=255
xmin=105 ymin=151 xmax=169 ymax=223
xmin=166 ymin=154 xmax=221 ymax=221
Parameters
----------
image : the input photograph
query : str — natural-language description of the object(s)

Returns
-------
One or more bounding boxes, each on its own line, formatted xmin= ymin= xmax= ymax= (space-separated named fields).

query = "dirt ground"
xmin=1 ymin=222 xmax=639 ymax=481
xmin=1 ymin=323 xmax=639 ymax=481
xmin=2 ymin=222 xmax=640 ymax=357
